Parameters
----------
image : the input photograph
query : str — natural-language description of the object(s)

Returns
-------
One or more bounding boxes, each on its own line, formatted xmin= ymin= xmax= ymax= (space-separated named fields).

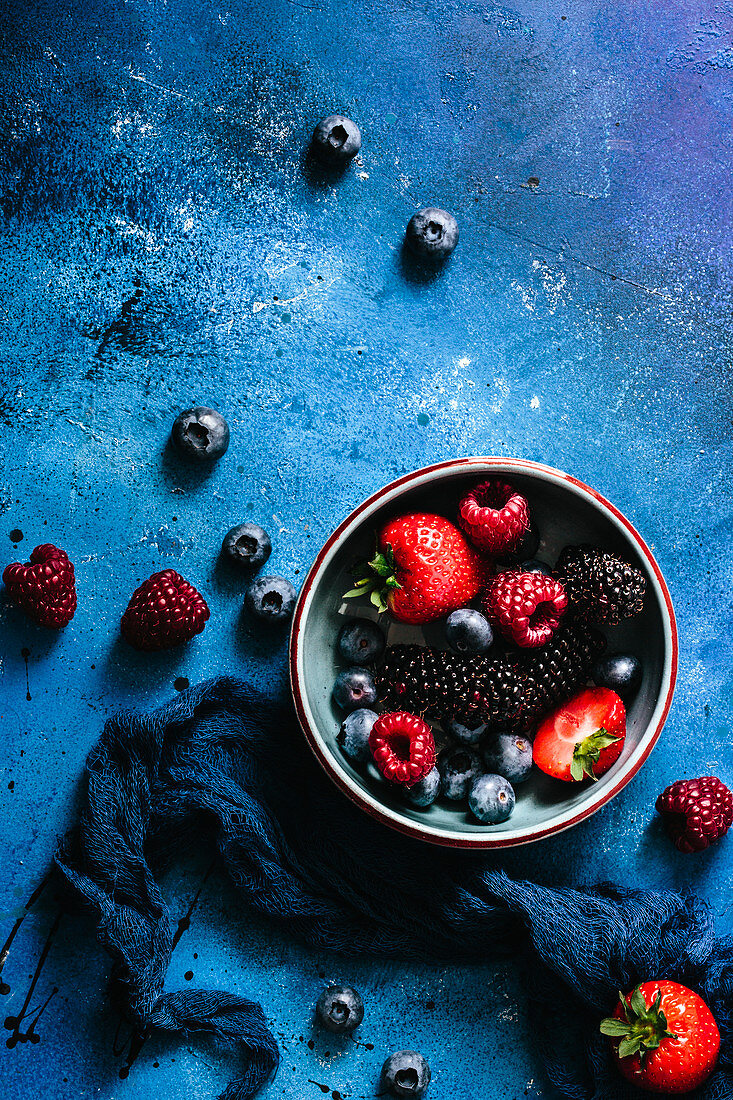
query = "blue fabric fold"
xmin=55 ymin=676 xmax=733 ymax=1099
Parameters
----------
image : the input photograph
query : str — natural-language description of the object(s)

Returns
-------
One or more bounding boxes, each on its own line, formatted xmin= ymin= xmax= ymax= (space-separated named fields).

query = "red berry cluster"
xmin=3 ymin=544 xmax=209 ymax=652
xmin=2 ymin=544 xmax=77 ymax=629
xmin=656 ymin=776 xmax=733 ymax=853
xmin=368 ymin=712 xmax=436 ymax=786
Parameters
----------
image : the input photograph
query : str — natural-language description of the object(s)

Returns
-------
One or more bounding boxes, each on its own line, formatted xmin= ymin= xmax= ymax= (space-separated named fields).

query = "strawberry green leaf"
xmin=618 ymin=1035 xmax=643 ymax=1059
xmin=600 ymin=1019 xmax=634 ymax=1037
xmin=571 ymin=726 xmax=622 ymax=781
xmin=344 ymin=539 xmax=401 ymax=610
xmin=630 ymin=987 xmax=648 ymax=1017
xmin=369 ymin=589 xmax=388 ymax=612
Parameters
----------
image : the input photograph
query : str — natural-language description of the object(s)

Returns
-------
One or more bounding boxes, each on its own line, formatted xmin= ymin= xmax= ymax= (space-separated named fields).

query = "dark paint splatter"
xmin=173 ymin=677 xmax=190 ymax=692
xmin=184 ymin=970 xmax=193 ymax=981
xmin=4 ymin=911 xmax=62 ymax=1048
xmin=309 ymin=1082 xmax=330 ymax=1094
xmin=21 ymin=648 xmax=31 ymax=701
xmin=118 ymin=1028 xmax=149 ymax=1079
xmin=8 ymin=529 xmax=22 ymax=543
xmin=0 ymin=873 xmax=50 ymax=995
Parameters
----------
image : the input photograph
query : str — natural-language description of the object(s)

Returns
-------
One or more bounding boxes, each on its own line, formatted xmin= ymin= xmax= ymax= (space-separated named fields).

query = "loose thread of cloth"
xmin=55 ymin=677 xmax=733 ymax=1099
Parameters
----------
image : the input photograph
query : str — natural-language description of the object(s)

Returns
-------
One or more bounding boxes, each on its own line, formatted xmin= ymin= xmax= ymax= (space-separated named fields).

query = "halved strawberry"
xmin=345 ymin=513 xmax=489 ymax=624
xmin=533 ymin=686 xmax=626 ymax=782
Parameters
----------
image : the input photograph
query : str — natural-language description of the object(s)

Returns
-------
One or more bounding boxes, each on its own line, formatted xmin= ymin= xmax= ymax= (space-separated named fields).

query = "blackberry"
xmin=375 ymin=644 xmax=527 ymax=726
xmin=554 ymin=545 xmax=646 ymax=625
xmin=521 ymin=624 xmax=606 ymax=719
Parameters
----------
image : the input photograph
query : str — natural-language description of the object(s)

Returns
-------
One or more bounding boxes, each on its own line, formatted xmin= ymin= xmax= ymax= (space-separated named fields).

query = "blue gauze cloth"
xmin=55 ymin=676 xmax=733 ymax=1100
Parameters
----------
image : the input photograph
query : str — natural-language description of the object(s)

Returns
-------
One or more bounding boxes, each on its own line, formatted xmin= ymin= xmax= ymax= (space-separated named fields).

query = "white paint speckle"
xmin=530 ymin=396 xmax=540 ymax=409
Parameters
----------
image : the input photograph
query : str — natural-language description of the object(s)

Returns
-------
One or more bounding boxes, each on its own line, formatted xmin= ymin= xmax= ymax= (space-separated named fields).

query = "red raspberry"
xmin=121 ymin=569 xmax=210 ymax=651
xmin=3 ymin=544 xmax=77 ymax=628
xmin=484 ymin=570 xmax=567 ymax=648
xmin=458 ymin=479 xmax=530 ymax=556
xmin=656 ymin=776 xmax=733 ymax=853
xmin=368 ymin=712 xmax=436 ymax=786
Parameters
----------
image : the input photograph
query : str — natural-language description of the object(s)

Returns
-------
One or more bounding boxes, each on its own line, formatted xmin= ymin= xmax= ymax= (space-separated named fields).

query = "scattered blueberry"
xmin=403 ymin=767 xmax=440 ymax=808
xmin=333 ymin=667 xmax=377 ymax=712
xmin=315 ymin=984 xmax=364 ymax=1033
xmin=592 ymin=653 xmax=642 ymax=700
xmin=437 ymin=747 xmax=482 ymax=801
xmin=468 ymin=774 xmax=515 ymax=825
xmin=519 ymin=558 xmax=552 ymax=576
xmin=245 ymin=575 xmax=297 ymax=624
xmin=405 ymin=207 xmax=459 ymax=262
xmin=381 ymin=1050 xmax=431 ymax=1098
xmin=312 ymin=114 xmax=361 ymax=164
xmin=442 ymin=718 xmax=487 ymax=747
xmin=171 ymin=406 xmax=230 ymax=461
xmin=222 ymin=522 xmax=272 ymax=570
xmin=445 ymin=608 xmax=493 ymax=655
xmin=338 ymin=709 xmax=378 ymax=764
xmin=482 ymin=732 xmax=533 ymax=785
xmin=337 ymin=617 xmax=386 ymax=665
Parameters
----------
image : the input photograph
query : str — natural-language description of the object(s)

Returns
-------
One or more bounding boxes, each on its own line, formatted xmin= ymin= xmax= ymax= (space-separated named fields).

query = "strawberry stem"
xmin=570 ymin=726 xmax=622 ymax=781
xmin=600 ymin=986 xmax=677 ymax=1060
xmin=343 ymin=543 xmax=402 ymax=614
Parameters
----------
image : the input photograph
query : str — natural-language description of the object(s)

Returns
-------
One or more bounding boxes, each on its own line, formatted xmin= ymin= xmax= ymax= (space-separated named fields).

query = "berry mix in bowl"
xmin=289 ymin=458 xmax=677 ymax=848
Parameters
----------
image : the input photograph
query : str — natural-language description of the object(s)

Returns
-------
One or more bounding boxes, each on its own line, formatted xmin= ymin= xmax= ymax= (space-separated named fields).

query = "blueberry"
xmin=333 ymin=667 xmax=377 ymax=712
xmin=445 ymin=608 xmax=493 ymax=655
xmin=245 ymin=575 xmax=297 ymax=624
xmin=315 ymin=984 xmax=364 ymax=1033
xmin=337 ymin=617 xmax=386 ymax=665
xmin=222 ymin=522 xmax=272 ymax=570
xmin=405 ymin=207 xmax=459 ymax=261
xmin=312 ymin=115 xmax=361 ymax=164
xmin=469 ymin=774 xmax=515 ymax=825
xmin=442 ymin=718 xmax=487 ymax=747
xmin=519 ymin=558 xmax=552 ymax=576
xmin=592 ymin=653 xmax=642 ymax=700
xmin=482 ymin=732 xmax=533 ymax=784
xmin=437 ymin=747 xmax=482 ymax=801
xmin=381 ymin=1050 xmax=431 ymax=1098
xmin=403 ymin=767 xmax=440 ymax=808
xmin=171 ymin=406 xmax=230 ymax=462
xmin=338 ymin=709 xmax=378 ymax=764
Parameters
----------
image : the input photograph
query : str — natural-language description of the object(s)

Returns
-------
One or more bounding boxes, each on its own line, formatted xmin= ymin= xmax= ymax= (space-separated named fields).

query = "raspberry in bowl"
xmin=289 ymin=458 xmax=677 ymax=848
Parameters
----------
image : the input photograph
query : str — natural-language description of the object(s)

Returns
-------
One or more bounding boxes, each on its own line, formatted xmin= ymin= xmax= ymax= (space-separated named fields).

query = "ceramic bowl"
xmin=289 ymin=458 xmax=677 ymax=848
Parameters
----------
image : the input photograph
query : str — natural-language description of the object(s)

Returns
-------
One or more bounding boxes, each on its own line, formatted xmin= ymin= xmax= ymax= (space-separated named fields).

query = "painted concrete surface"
xmin=0 ymin=0 xmax=732 ymax=1096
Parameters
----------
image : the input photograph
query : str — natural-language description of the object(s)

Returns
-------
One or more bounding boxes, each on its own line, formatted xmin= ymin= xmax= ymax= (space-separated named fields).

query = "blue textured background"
xmin=1 ymin=0 xmax=732 ymax=1096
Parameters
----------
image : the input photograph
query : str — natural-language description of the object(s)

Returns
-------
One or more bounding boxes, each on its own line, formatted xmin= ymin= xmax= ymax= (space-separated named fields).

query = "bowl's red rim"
xmin=289 ymin=457 xmax=678 ymax=849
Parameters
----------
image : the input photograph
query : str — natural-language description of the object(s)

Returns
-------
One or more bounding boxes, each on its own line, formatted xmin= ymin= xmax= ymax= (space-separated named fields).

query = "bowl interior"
xmin=293 ymin=463 xmax=674 ymax=845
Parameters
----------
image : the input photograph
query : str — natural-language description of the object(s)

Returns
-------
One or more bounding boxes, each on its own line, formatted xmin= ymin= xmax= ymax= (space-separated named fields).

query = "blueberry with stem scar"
xmin=171 ymin=406 xmax=229 ymax=462
xmin=312 ymin=115 xmax=361 ymax=165
xmin=405 ymin=208 xmax=458 ymax=261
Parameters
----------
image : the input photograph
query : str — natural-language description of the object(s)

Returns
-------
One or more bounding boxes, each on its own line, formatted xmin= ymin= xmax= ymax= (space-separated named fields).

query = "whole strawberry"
xmin=3 ymin=544 xmax=77 ymax=628
xmin=121 ymin=569 xmax=210 ymax=651
xmin=345 ymin=513 xmax=489 ymax=624
xmin=600 ymin=981 xmax=720 ymax=1093
xmin=368 ymin=712 xmax=436 ymax=786
xmin=458 ymin=479 xmax=529 ymax=556
xmin=484 ymin=570 xmax=567 ymax=648
xmin=656 ymin=776 xmax=733 ymax=853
